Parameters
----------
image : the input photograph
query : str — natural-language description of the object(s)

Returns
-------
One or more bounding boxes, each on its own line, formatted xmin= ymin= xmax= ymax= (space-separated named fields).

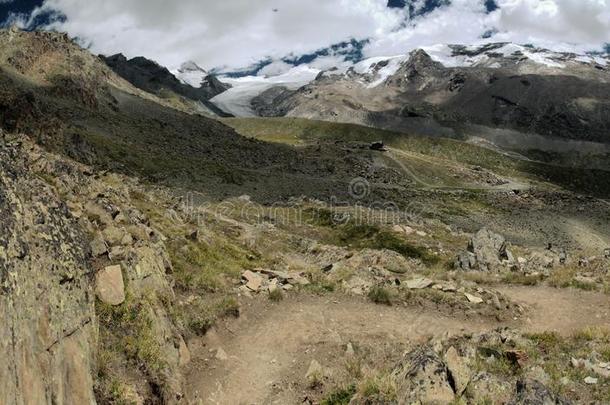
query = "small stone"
xmin=406 ymin=277 xmax=434 ymax=290
xmin=306 ymin=360 xmax=324 ymax=386
xmin=346 ymin=342 xmax=355 ymax=357
xmin=464 ymin=293 xmax=483 ymax=304
xmin=90 ymin=235 xmax=108 ymax=257
xmin=416 ymin=230 xmax=427 ymax=237
xmin=102 ymin=226 xmax=125 ymax=246
xmin=95 ymin=265 xmax=125 ymax=306
xmin=108 ymin=246 xmax=126 ymax=260
xmin=178 ymin=337 xmax=191 ymax=366
xmin=215 ymin=348 xmax=229 ymax=361
xmin=120 ymin=233 xmax=133 ymax=246
xmin=584 ymin=376 xmax=598 ymax=385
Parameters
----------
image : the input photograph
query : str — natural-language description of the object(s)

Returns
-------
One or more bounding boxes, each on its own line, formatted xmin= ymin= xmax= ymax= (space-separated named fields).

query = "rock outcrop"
xmin=101 ymin=53 xmax=232 ymax=116
xmin=0 ymin=133 xmax=188 ymax=404
xmin=0 ymin=135 xmax=97 ymax=405
xmin=456 ymin=228 xmax=514 ymax=271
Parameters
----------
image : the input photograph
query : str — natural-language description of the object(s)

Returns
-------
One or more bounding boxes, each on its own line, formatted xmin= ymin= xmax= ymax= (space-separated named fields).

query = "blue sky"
xmin=0 ymin=0 xmax=43 ymax=23
xmin=2 ymin=1 xmax=609 ymax=70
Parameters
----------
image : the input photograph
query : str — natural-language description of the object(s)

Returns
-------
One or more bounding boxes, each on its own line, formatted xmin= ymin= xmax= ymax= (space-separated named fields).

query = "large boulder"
xmin=95 ymin=265 xmax=126 ymax=305
xmin=394 ymin=347 xmax=455 ymax=404
xmin=508 ymin=379 xmax=571 ymax=405
xmin=456 ymin=228 xmax=513 ymax=271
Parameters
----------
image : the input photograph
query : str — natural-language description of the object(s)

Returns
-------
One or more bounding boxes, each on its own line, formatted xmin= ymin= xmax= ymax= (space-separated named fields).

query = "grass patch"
xmin=269 ymin=288 xmax=284 ymax=302
xmin=169 ymin=236 xmax=256 ymax=292
xmin=305 ymin=210 xmax=439 ymax=265
xmin=368 ymin=286 xmax=393 ymax=305
xmin=97 ymin=294 xmax=167 ymax=376
xmin=548 ymin=267 xmax=578 ymax=288
xmin=356 ymin=372 xmax=397 ymax=403
xmin=321 ymin=385 xmax=356 ymax=405
xmin=175 ymin=295 xmax=240 ymax=335
xmin=502 ymin=272 xmax=544 ymax=286
xmin=304 ymin=269 xmax=337 ymax=294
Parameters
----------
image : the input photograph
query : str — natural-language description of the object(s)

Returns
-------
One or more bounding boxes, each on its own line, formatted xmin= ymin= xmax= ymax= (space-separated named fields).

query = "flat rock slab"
xmin=464 ymin=293 xmax=483 ymax=304
xmin=95 ymin=265 xmax=125 ymax=305
xmin=242 ymin=270 xmax=264 ymax=292
xmin=406 ymin=278 xmax=434 ymax=289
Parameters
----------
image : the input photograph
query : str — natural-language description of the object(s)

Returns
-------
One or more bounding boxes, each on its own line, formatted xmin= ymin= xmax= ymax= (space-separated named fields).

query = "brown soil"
xmin=185 ymin=286 xmax=610 ymax=404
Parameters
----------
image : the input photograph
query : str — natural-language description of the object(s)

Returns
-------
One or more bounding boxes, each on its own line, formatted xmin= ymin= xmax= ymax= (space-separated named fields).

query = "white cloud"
xmin=35 ymin=0 xmax=404 ymax=70
xmin=363 ymin=0 xmax=610 ymax=58
xmin=31 ymin=0 xmax=610 ymax=70
xmin=257 ymin=61 xmax=293 ymax=77
xmin=492 ymin=0 xmax=610 ymax=46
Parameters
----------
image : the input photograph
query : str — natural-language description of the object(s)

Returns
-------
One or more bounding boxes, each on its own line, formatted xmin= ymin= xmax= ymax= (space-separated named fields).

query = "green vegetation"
xmin=169 ymin=237 xmax=255 ymax=292
xmin=305 ymin=208 xmax=440 ymax=265
xmin=368 ymin=286 xmax=393 ymax=305
xmin=471 ymin=328 xmax=610 ymax=402
xmin=321 ymin=385 xmax=356 ymax=405
xmin=226 ymin=117 xmax=610 ymax=197
xmin=304 ymin=269 xmax=338 ymax=294
xmin=355 ymin=372 xmax=398 ymax=403
xmin=172 ymin=295 xmax=240 ymax=335
xmin=269 ymin=288 xmax=284 ymax=302
xmin=96 ymin=292 xmax=169 ymax=403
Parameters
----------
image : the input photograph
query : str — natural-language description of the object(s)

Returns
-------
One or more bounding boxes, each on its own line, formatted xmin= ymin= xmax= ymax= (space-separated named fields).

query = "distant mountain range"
xmin=207 ymin=42 xmax=610 ymax=155
xmin=97 ymin=40 xmax=609 ymax=161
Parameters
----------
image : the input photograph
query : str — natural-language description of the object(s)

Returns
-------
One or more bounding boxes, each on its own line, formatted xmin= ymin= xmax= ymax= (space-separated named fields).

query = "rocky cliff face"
xmin=0 ymin=134 xmax=97 ymax=405
xmin=0 ymin=131 xmax=194 ymax=404
xmin=101 ymin=53 xmax=232 ymax=116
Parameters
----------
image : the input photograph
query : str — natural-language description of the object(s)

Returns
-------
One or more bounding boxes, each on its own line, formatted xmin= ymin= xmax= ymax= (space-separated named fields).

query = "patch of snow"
xmin=175 ymin=61 xmax=207 ymax=88
xmin=575 ymin=55 xmax=608 ymax=66
xmin=421 ymin=43 xmax=575 ymax=69
xmin=421 ymin=44 xmax=487 ymax=67
xmin=521 ymin=50 xmax=565 ymax=68
xmin=210 ymin=65 xmax=320 ymax=116
xmin=353 ymin=55 xmax=407 ymax=88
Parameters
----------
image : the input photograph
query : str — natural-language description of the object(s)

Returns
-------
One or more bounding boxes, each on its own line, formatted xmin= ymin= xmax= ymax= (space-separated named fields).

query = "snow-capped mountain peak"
xmin=175 ymin=60 xmax=207 ymax=88
xmin=421 ymin=43 xmax=609 ymax=69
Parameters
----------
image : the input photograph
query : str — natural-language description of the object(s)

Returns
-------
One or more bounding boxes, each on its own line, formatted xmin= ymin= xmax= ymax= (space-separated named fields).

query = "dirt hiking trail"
xmin=185 ymin=288 xmax=610 ymax=405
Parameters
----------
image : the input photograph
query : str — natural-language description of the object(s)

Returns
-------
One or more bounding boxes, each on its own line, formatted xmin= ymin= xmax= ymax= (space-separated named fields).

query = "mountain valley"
xmin=0 ymin=26 xmax=609 ymax=405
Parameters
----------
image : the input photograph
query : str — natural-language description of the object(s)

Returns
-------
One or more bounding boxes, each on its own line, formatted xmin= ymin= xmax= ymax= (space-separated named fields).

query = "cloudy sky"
xmin=2 ymin=0 xmax=609 ymax=70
